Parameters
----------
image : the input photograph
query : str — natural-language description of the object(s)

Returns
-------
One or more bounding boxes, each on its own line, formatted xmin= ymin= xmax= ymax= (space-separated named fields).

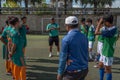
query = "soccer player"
xmin=46 ymin=18 xmax=60 ymax=57
xmin=80 ymin=18 xmax=88 ymax=36
xmin=19 ymin=16 xmax=28 ymax=56
xmin=87 ymin=18 xmax=95 ymax=61
xmin=0 ymin=19 xmax=12 ymax=75
xmin=94 ymin=18 xmax=104 ymax=68
xmin=57 ymin=16 xmax=88 ymax=80
xmin=9 ymin=17 xmax=26 ymax=80
xmin=95 ymin=15 xmax=118 ymax=80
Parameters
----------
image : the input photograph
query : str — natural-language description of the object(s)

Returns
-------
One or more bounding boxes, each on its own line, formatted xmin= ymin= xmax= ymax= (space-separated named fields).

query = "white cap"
xmin=65 ymin=16 xmax=78 ymax=25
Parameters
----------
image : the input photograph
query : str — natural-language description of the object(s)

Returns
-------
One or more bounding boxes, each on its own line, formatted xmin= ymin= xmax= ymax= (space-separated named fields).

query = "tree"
xmin=31 ymin=0 xmax=42 ymax=7
xmin=75 ymin=0 xmax=115 ymax=14
xmin=24 ymin=0 xmax=28 ymax=14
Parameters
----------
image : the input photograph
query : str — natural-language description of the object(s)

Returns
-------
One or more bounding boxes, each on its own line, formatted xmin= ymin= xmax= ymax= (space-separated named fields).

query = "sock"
xmin=99 ymin=68 xmax=105 ymax=80
xmin=106 ymin=73 xmax=112 ymax=80
xmin=89 ymin=51 xmax=93 ymax=59
xmin=97 ymin=54 xmax=100 ymax=61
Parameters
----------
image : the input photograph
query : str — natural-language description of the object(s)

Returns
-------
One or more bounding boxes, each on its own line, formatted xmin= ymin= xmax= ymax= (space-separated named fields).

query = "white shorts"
xmin=89 ymin=41 xmax=94 ymax=49
xmin=97 ymin=41 xmax=103 ymax=55
xmin=101 ymin=55 xmax=113 ymax=66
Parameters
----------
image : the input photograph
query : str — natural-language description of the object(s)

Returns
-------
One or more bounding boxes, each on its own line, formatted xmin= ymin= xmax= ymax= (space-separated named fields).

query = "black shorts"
xmin=49 ymin=36 xmax=59 ymax=46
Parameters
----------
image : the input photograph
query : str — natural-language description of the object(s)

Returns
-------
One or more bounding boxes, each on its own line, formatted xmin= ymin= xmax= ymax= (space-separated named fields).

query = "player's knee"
xmin=105 ymin=67 xmax=111 ymax=73
xmin=89 ymin=48 xmax=92 ymax=52
xmin=99 ymin=62 xmax=104 ymax=68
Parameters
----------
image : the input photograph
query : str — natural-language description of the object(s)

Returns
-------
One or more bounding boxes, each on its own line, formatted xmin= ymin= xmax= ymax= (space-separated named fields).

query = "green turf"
xmin=0 ymin=35 xmax=120 ymax=80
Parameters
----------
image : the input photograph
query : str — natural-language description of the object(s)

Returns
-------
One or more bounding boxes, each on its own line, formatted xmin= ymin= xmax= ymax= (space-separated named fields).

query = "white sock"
xmin=89 ymin=52 xmax=93 ymax=59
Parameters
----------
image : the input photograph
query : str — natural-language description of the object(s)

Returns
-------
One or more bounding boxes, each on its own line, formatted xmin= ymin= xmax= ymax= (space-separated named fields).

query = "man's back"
xmin=62 ymin=29 xmax=88 ymax=71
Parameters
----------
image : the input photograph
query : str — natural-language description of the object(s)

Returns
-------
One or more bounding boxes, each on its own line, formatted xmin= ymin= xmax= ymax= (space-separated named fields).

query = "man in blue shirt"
xmin=57 ymin=16 xmax=88 ymax=80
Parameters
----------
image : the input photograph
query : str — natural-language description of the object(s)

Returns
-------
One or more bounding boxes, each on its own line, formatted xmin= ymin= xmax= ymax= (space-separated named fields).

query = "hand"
xmin=100 ymin=18 xmax=103 ymax=22
xmin=9 ymin=53 xmax=12 ymax=58
xmin=57 ymin=74 xmax=62 ymax=80
xmin=50 ymin=28 xmax=55 ymax=30
xmin=67 ymin=59 xmax=73 ymax=65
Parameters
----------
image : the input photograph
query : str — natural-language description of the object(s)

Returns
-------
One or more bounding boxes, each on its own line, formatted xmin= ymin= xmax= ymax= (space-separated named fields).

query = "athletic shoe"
xmin=57 ymin=52 xmax=59 ymax=56
xmin=89 ymin=59 xmax=94 ymax=62
xmin=6 ymin=72 xmax=11 ymax=75
xmin=49 ymin=53 xmax=52 ymax=58
xmin=93 ymin=65 xmax=99 ymax=68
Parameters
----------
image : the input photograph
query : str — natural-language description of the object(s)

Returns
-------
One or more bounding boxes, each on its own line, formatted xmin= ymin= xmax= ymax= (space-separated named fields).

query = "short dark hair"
xmin=5 ymin=16 xmax=15 ymax=25
xmin=21 ymin=16 xmax=27 ymax=20
xmin=87 ymin=18 xmax=92 ymax=24
xmin=103 ymin=15 xmax=113 ymax=24
xmin=10 ymin=17 xmax=19 ymax=26
xmin=51 ymin=17 xmax=55 ymax=20
xmin=81 ymin=18 xmax=85 ymax=22
xmin=5 ymin=20 xmax=9 ymax=25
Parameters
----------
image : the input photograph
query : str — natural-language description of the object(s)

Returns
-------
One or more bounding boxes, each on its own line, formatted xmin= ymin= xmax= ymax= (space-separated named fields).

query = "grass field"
xmin=0 ymin=35 xmax=120 ymax=80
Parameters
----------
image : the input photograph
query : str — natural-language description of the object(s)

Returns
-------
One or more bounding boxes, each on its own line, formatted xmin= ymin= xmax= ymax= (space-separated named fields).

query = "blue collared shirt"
xmin=58 ymin=29 xmax=88 ymax=75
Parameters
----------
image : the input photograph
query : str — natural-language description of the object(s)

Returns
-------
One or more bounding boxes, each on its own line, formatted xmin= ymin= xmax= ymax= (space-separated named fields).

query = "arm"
xmin=46 ymin=28 xmax=55 ymax=32
xmin=95 ymin=18 xmax=103 ymax=35
xmin=53 ymin=24 xmax=60 ymax=31
xmin=0 ymin=37 xmax=7 ymax=45
xmin=57 ymin=39 xmax=68 ymax=79
xmin=20 ymin=57 xmax=25 ymax=66
xmin=9 ymin=33 xmax=18 ymax=57
xmin=46 ymin=24 xmax=53 ymax=32
xmin=10 ymin=44 xmax=16 ymax=57
xmin=8 ymin=43 xmax=11 ymax=53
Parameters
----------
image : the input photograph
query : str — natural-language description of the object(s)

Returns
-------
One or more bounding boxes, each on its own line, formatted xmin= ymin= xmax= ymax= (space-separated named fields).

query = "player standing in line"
xmin=46 ymin=18 xmax=60 ymax=57
xmin=86 ymin=18 xmax=95 ymax=61
xmin=80 ymin=18 xmax=88 ymax=36
xmin=19 ymin=16 xmax=28 ymax=57
xmin=0 ymin=18 xmax=12 ymax=75
xmin=94 ymin=18 xmax=104 ymax=68
xmin=9 ymin=17 xmax=26 ymax=80
xmin=95 ymin=15 xmax=118 ymax=80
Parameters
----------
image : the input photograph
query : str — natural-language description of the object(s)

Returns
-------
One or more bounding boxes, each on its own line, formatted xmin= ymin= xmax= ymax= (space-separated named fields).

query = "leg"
xmin=104 ymin=57 xmax=113 ymax=80
xmin=105 ymin=66 xmax=112 ymax=80
xmin=89 ymin=48 xmax=93 ymax=60
xmin=22 ymin=48 xmax=26 ymax=56
xmin=5 ymin=60 xmax=11 ymax=73
xmin=79 ymin=69 xmax=88 ymax=80
xmin=55 ymin=36 xmax=60 ymax=55
xmin=99 ymin=62 xmax=105 ymax=80
xmin=49 ymin=37 xmax=53 ymax=57
xmin=20 ymin=66 xmax=26 ymax=80
xmin=62 ymin=73 xmax=74 ymax=80
xmin=49 ymin=46 xmax=53 ymax=53
xmin=88 ymin=41 xmax=94 ymax=60
xmin=14 ymin=65 xmax=20 ymax=80
xmin=11 ymin=61 xmax=15 ymax=79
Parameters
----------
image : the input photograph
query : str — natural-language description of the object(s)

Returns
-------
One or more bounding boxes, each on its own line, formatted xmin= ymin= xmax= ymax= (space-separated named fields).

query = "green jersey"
xmin=1 ymin=26 xmax=12 ymax=59
xmin=102 ymin=26 xmax=118 ymax=57
xmin=80 ymin=25 xmax=88 ymax=36
xmin=98 ymin=27 xmax=104 ymax=42
xmin=19 ymin=24 xmax=27 ymax=47
xmin=46 ymin=23 xmax=59 ymax=37
xmin=1 ymin=27 xmax=8 ymax=43
xmin=88 ymin=25 xmax=95 ymax=41
xmin=11 ymin=27 xmax=25 ymax=66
